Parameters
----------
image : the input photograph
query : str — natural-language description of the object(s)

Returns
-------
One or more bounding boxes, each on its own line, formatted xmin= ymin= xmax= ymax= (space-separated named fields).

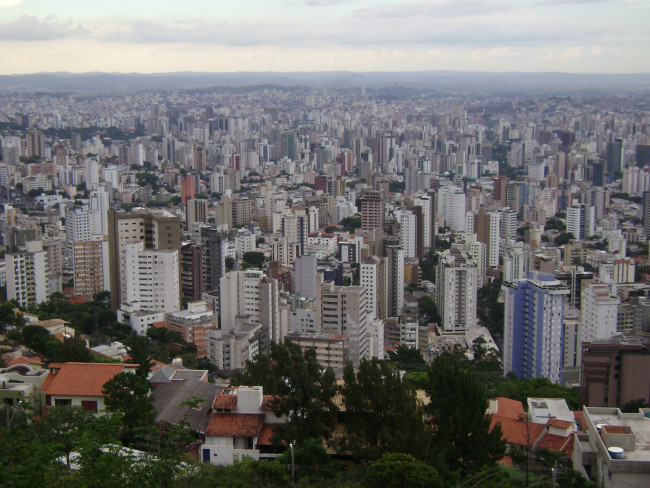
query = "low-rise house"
xmin=201 ymin=385 xmax=285 ymax=465
xmin=39 ymin=362 xmax=138 ymax=414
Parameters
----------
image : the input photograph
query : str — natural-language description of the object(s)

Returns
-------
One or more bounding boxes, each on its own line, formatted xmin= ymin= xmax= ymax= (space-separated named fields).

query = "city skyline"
xmin=0 ymin=0 xmax=648 ymax=75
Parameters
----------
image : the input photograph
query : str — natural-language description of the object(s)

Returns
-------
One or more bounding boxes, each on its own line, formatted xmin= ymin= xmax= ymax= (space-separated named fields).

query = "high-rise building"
xmin=292 ymin=255 xmax=317 ymax=299
xmin=6 ymin=242 xmax=48 ymax=308
xmin=181 ymin=174 xmax=196 ymax=207
xmin=580 ymin=332 xmax=650 ymax=408
xmin=361 ymin=191 xmax=384 ymax=231
xmin=643 ymin=191 xmax=650 ymax=238
xmin=186 ymin=198 xmax=208 ymax=229
xmin=606 ymin=137 xmax=624 ymax=173
xmin=579 ymin=283 xmax=620 ymax=357
xmin=107 ymin=208 xmax=182 ymax=310
xmin=567 ymin=203 xmax=595 ymax=240
xmin=181 ymin=242 xmax=203 ymax=305
xmin=436 ymin=246 xmax=478 ymax=332
xmin=124 ymin=241 xmax=180 ymax=313
xmin=360 ymin=255 xmax=386 ymax=321
xmin=200 ymin=227 xmax=228 ymax=292
xmin=219 ymin=269 xmax=280 ymax=342
xmin=413 ymin=194 xmax=435 ymax=251
xmin=320 ymin=281 xmax=369 ymax=363
xmin=503 ymin=272 xmax=569 ymax=384
xmin=193 ymin=145 xmax=207 ymax=171
xmin=396 ymin=207 xmax=418 ymax=259
xmin=475 ymin=208 xmax=500 ymax=267
xmin=384 ymin=237 xmax=404 ymax=318
xmin=72 ymin=237 xmax=110 ymax=300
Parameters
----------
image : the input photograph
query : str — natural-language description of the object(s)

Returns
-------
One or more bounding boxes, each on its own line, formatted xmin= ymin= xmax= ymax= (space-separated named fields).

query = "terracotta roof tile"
xmin=491 ymin=397 xmax=526 ymax=420
xmin=212 ymin=394 xmax=238 ymax=410
xmin=205 ymin=413 xmax=264 ymax=437
xmin=257 ymin=423 xmax=277 ymax=446
xmin=260 ymin=395 xmax=280 ymax=412
xmin=40 ymin=362 xmax=137 ymax=397
xmin=536 ymin=433 xmax=571 ymax=452
xmin=490 ymin=417 xmax=546 ymax=447
xmin=547 ymin=418 xmax=573 ymax=429
xmin=7 ymin=356 xmax=43 ymax=366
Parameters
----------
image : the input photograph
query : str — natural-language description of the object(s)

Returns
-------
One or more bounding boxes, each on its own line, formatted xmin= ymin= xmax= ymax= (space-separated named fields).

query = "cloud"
xmin=0 ymin=15 xmax=88 ymax=41
xmin=352 ymin=0 xmax=515 ymax=19
xmin=303 ymin=0 xmax=354 ymax=5
xmin=535 ymin=0 xmax=607 ymax=5
xmin=0 ymin=0 xmax=24 ymax=7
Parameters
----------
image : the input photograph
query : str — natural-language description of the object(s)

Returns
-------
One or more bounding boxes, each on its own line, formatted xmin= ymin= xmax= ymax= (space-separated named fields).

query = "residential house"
xmin=201 ymin=385 xmax=285 ymax=465
xmin=39 ymin=362 xmax=138 ymax=414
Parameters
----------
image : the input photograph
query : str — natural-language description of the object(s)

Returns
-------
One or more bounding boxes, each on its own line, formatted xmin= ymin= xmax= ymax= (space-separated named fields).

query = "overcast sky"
xmin=0 ymin=0 xmax=647 ymax=74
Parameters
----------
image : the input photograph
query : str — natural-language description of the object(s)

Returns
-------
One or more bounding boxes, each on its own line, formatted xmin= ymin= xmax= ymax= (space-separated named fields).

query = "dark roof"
xmin=152 ymin=379 xmax=220 ymax=432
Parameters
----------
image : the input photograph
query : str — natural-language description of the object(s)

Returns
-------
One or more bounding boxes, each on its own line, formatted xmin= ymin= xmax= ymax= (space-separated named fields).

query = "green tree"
xmin=363 ymin=453 xmax=442 ymax=488
xmin=33 ymin=405 xmax=97 ymax=468
xmin=126 ymin=335 xmax=155 ymax=378
xmin=231 ymin=341 xmax=338 ymax=446
xmin=425 ymin=355 xmax=505 ymax=476
xmin=418 ymin=295 xmax=442 ymax=325
xmin=339 ymin=359 xmax=430 ymax=460
xmin=386 ymin=345 xmax=426 ymax=372
xmin=554 ymin=232 xmax=575 ymax=246
xmin=102 ymin=372 xmax=156 ymax=444
xmin=242 ymin=251 xmax=265 ymax=268
xmin=55 ymin=333 xmax=94 ymax=363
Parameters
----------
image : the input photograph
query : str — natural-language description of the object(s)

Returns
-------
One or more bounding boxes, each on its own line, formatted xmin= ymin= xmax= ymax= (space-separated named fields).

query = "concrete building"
xmin=72 ymin=237 xmax=110 ymax=299
xmin=580 ymin=333 xmax=650 ymax=408
xmin=567 ymin=203 xmax=596 ymax=240
xmin=436 ymin=246 xmax=478 ymax=332
xmin=573 ymin=406 xmax=650 ymax=488
xmin=284 ymin=331 xmax=348 ymax=370
xmin=164 ymin=301 xmax=218 ymax=357
xmin=503 ymin=271 xmax=570 ymax=384
xmin=320 ymin=281 xmax=369 ymax=364
xmin=360 ymin=191 xmax=384 ymax=231
xmin=186 ymin=198 xmax=208 ymax=229
xmin=107 ymin=208 xmax=182 ymax=310
xmin=6 ymin=241 xmax=49 ymax=308
xmin=124 ymin=241 xmax=180 ymax=313
xmin=384 ymin=237 xmax=404 ymax=318
xmin=360 ymin=255 xmax=385 ymax=321
xmin=580 ymin=283 xmax=620 ymax=353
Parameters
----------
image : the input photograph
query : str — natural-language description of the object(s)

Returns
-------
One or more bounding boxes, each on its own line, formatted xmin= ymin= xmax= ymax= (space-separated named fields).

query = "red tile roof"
xmin=536 ymin=433 xmax=571 ymax=452
xmin=257 ymin=423 xmax=277 ymax=446
xmin=260 ymin=395 xmax=281 ymax=411
xmin=547 ymin=418 xmax=573 ymax=429
xmin=40 ymin=362 xmax=137 ymax=397
xmin=212 ymin=394 xmax=238 ymax=410
xmin=491 ymin=397 xmax=526 ymax=420
xmin=490 ymin=417 xmax=546 ymax=447
xmin=205 ymin=413 xmax=264 ymax=437
xmin=7 ymin=356 xmax=43 ymax=366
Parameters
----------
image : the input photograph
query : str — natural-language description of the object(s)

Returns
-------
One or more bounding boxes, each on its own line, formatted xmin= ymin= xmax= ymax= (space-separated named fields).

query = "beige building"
xmin=72 ymin=236 xmax=110 ymax=299
xmin=285 ymin=331 xmax=348 ymax=369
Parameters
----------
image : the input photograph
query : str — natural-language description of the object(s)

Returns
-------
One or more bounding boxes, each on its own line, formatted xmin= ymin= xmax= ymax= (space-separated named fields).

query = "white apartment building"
xmin=124 ymin=242 xmax=180 ymax=313
xmin=436 ymin=246 xmax=478 ymax=332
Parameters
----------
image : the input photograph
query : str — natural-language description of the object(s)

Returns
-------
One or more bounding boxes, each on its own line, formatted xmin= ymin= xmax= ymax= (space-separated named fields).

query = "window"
xmin=82 ymin=400 xmax=98 ymax=413
xmin=55 ymin=399 xmax=72 ymax=406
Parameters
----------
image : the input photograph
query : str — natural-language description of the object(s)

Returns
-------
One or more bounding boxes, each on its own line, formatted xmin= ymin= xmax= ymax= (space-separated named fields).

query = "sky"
xmin=0 ymin=0 xmax=648 ymax=75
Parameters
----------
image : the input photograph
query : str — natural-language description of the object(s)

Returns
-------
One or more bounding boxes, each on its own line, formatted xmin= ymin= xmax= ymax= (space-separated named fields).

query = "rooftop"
xmin=584 ymin=407 xmax=650 ymax=462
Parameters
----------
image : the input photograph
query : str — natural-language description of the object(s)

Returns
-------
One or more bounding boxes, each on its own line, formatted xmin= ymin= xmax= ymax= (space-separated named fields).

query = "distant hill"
xmin=0 ymin=71 xmax=649 ymax=96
